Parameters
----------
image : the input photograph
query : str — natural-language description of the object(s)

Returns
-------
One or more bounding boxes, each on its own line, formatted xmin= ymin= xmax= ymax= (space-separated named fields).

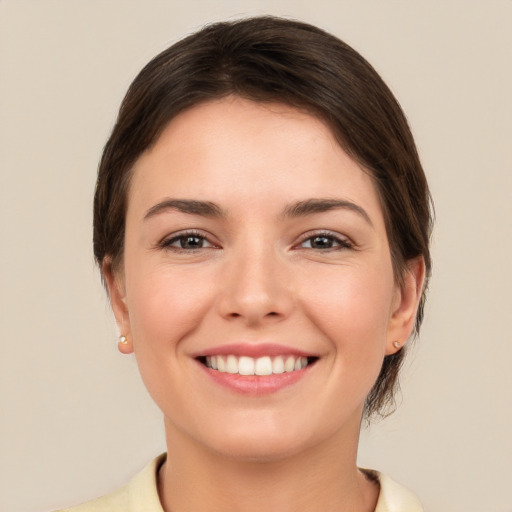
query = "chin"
xmin=208 ymin=433 xmax=307 ymax=463
xmin=193 ymin=414 xmax=333 ymax=463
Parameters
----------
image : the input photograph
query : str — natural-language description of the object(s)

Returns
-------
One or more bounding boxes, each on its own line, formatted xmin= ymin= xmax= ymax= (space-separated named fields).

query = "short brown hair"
xmin=93 ymin=16 xmax=433 ymax=419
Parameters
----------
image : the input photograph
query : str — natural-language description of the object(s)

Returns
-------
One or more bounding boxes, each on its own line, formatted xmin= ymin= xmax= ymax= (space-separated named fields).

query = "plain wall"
xmin=1 ymin=1 xmax=511 ymax=511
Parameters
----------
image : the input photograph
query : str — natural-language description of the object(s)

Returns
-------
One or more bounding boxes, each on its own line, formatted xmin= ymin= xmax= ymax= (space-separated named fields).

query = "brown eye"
xmin=299 ymin=233 xmax=353 ymax=250
xmin=309 ymin=235 xmax=335 ymax=249
xmin=161 ymin=232 xmax=215 ymax=251
xmin=178 ymin=235 xmax=205 ymax=249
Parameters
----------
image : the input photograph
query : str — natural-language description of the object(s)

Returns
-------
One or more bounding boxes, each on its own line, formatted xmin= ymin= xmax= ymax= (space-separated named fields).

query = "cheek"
xmin=122 ymin=262 xmax=218 ymax=414
xmin=299 ymin=263 xmax=394 ymax=374
xmin=125 ymin=262 xmax=215 ymax=349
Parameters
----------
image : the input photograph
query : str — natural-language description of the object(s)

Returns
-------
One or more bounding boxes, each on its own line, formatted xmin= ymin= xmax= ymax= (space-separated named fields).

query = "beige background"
xmin=1 ymin=1 xmax=511 ymax=511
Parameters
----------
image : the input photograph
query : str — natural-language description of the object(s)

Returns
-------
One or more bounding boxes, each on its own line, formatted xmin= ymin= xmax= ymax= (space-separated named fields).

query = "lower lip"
xmin=197 ymin=363 xmax=313 ymax=396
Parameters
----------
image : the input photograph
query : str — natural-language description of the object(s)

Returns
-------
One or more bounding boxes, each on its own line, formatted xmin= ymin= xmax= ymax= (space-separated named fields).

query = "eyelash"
xmin=159 ymin=230 xmax=216 ymax=252
xmin=159 ymin=230 xmax=354 ymax=253
xmin=295 ymin=231 xmax=354 ymax=251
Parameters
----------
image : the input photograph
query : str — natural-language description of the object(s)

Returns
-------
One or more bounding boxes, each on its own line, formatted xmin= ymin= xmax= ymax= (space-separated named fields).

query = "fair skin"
xmin=105 ymin=96 xmax=425 ymax=512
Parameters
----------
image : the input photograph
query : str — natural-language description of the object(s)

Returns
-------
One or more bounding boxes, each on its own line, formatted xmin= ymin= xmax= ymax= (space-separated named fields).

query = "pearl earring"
xmin=393 ymin=340 xmax=401 ymax=349
xmin=119 ymin=335 xmax=128 ymax=345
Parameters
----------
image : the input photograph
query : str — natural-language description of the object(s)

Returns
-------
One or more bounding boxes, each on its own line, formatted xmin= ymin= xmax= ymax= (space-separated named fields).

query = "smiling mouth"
xmin=197 ymin=355 xmax=318 ymax=376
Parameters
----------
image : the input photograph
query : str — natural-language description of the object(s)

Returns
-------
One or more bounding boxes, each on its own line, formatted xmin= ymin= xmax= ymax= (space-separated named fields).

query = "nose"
xmin=216 ymin=241 xmax=294 ymax=327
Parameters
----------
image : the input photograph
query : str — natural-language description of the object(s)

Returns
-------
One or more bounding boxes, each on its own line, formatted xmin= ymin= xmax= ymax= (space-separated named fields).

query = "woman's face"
xmin=107 ymin=97 xmax=422 ymax=460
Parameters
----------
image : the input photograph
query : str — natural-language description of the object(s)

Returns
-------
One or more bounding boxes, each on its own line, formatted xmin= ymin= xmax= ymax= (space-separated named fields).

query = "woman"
xmin=61 ymin=16 xmax=432 ymax=512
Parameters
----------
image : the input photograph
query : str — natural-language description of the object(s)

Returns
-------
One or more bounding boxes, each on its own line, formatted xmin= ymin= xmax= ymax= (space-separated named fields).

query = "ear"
xmin=102 ymin=258 xmax=134 ymax=354
xmin=386 ymin=256 xmax=426 ymax=355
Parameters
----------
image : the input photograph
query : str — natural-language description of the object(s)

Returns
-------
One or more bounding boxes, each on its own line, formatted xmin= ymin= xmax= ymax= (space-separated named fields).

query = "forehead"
xmin=128 ymin=96 xmax=384 ymax=224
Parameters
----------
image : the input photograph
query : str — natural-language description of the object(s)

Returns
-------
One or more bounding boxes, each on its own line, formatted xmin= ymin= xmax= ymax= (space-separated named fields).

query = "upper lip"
xmin=191 ymin=343 xmax=318 ymax=359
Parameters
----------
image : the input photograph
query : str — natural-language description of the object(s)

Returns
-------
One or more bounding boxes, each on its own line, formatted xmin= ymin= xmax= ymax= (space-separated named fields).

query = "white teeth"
xmin=294 ymin=356 xmax=308 ymax=371
xmin=238 ymin=356 xmax=255 ymax=375
xmin=255 ymin=356 xmax=272 ymax=376
xmin=226 ymin=355 xmax=238 ymax=374
xmin=204 ymin=354 xmax=312 ymax=375
xmin=284 ymin=355 xmax=295 ymax=372
xmin=272 ymin=356 xmax=285 ymax=374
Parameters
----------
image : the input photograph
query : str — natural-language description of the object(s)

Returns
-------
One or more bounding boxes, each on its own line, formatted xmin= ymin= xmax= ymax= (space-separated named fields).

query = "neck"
xmin=158 ymin=418 xmax=379 ymax=512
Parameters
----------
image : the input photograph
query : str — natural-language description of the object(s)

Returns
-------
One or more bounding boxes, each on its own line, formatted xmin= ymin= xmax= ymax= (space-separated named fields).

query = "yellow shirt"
xmin=57 ymin=454 xmax=423 ymax=512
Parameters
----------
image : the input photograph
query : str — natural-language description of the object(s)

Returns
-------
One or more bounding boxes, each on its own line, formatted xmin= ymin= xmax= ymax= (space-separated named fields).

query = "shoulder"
xmin=54 ymin=454 xmax=166 ymax=512
xmin=56 ymin=456 xmax=421 ymax=512
xmin=363 ymin=469 xmax=424 ymax=512
xmin=55 ymin=485 xmax=130 ymax=512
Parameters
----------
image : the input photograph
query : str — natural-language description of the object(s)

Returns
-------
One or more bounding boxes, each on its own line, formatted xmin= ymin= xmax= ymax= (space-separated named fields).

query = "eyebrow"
xmin=144 ymin=199 xmax=225 ymax=220
xmin=281 ymin=198 xmax=373 ymax=226
xmin=143 ymin=197 xmax=372 ymax=226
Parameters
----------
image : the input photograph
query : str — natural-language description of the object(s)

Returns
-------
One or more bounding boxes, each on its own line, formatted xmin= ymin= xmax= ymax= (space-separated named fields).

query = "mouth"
xmin=192 ymin=343 xmax=319 ymax=395
xmin=196 ymin=354 xmax=319 ymax=376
